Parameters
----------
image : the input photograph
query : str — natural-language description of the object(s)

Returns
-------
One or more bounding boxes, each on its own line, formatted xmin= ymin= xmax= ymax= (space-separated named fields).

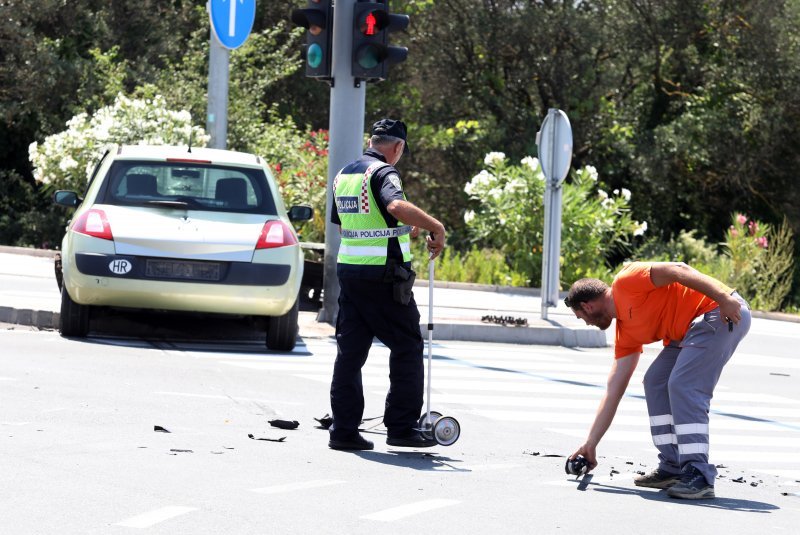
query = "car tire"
xmin=60 ymin=285 xmax=90 ymax=337
xmin=266 ymin=298 xmax=299 ymax=351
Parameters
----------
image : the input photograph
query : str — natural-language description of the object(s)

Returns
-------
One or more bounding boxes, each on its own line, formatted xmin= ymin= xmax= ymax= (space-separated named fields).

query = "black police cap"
xmin=371 ymin=119 xmax=410 ymax=155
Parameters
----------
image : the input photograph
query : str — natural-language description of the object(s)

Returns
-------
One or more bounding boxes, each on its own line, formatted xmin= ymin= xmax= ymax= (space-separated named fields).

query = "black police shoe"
xmin=328 ymin=433 xmax=374 ymax=451
xmin=386 ymin=431 xmax=437 ymax=448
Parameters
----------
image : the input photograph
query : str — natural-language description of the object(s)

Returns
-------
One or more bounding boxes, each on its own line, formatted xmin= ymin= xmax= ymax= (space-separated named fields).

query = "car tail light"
xmin=255 ymin=220 xmax=298 ymax=249
xmin=71 ymin=209 xmax=114 ymax=241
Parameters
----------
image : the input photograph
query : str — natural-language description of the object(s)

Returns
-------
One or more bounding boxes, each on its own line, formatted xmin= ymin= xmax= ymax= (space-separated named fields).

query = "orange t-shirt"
xmin=612 ymin=262 xmax=733 ymax=358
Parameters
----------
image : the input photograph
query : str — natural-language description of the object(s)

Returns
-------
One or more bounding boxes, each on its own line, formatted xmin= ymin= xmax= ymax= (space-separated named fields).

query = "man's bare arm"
xmin=650 ymin=262 xmax=742 ymax=324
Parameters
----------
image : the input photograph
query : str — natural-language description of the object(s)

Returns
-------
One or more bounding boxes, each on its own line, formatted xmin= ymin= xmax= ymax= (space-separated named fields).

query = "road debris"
xmin=314 ymin=414 xmax=333 ymax=429
xmin=248 ymin=433 xmax=286 ymax=443
xmin=268 ymin=419 xmax=299 ymax=430
xmin=154 ymin=425 xmax=171 ymax=433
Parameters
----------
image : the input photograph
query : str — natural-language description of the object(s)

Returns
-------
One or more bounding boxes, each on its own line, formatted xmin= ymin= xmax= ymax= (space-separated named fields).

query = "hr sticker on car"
xmin=108 ymin=259 xmax=132 ymax=275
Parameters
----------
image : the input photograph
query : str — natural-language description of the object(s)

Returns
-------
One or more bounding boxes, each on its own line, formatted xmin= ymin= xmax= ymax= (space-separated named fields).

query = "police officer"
xmin=328 ymin=119 xmax=446 ymax=451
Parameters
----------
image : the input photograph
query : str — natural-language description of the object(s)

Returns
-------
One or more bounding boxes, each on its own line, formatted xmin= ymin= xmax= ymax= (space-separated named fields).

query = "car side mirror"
xmin=288 ymin=205 xmax=313 ymax=222
xmin=53 ymin=190 xmax=81 ymax=207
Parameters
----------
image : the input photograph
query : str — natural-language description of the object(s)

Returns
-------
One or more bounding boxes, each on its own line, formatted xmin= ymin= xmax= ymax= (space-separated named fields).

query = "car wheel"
xmin=266 ymin=298 xmax=299 ymax=351
xmin=60 ymin=285 xmax=90 ymax=337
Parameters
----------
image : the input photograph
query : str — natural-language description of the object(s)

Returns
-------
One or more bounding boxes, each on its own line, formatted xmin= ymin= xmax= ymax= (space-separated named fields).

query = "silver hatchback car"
xmin=53 ymin=144 xmax=312 ymax=350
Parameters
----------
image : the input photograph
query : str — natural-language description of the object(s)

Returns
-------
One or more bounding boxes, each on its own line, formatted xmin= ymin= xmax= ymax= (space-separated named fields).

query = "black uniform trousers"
xmin=329 ymin=276 xmax=424 ymax=440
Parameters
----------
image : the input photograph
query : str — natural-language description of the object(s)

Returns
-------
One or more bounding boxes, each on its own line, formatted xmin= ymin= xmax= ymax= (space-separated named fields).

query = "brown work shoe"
xmin=633 ymin=468 xmax=681 ymax=489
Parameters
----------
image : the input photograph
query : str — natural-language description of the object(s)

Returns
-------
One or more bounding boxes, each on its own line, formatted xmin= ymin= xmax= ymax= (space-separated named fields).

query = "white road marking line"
xmin=474 ymin=409 xmax=795 ymax=432
xmin=251 ymin=479 xmax=346 ymax=494
xmin=546 ymin=428 xmax=800 ymax=448
xmin=153 ymin=391 xmax=303 ymax=405
xmin=360 ymin=499 xmax=460 ymax=522
xmin=462 ymin=463 xmax=522 ymax=472
xmin=748 ymin=469 xmax=800 ymax=480
xmin=115 ymin=506 xmax=197 ymax=528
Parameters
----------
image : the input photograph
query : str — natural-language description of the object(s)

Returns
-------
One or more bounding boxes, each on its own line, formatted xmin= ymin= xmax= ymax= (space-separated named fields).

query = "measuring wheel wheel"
xmin=417 ymin=411 xmax=442 ymax=440
xmin=433 ymin=416 xmax=460 ymax=446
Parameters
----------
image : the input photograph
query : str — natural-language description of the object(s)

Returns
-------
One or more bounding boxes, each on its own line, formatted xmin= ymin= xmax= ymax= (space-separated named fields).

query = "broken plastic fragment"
xmin=154 ymin=425 xmax=171 ymax=433
xmin=169 ymin=449 xmax=193 ymax=453
xmin=268 ymin=419 xmax=299 ymax=430
xmin=248 ymin=433 xmax=286 ymax=442
xmin=314 ymin=414 xmax=333 ymax=429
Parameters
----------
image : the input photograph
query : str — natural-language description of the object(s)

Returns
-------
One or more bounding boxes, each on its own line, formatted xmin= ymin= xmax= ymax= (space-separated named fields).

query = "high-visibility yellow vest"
xmin=334 ymin=161 xmax=412 ymax=265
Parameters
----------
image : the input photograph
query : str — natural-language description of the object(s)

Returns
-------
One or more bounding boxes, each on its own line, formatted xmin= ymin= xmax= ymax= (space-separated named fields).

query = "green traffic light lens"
xmin=356 ymin=45 xmax=380 ymax=69
xmin=307 ymin=43 xmax=323 ymax=69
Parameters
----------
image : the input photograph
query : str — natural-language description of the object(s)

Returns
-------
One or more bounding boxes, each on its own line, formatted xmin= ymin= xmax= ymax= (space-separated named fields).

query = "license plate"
xmin=145 ymin=259 xmax=221 ymax=281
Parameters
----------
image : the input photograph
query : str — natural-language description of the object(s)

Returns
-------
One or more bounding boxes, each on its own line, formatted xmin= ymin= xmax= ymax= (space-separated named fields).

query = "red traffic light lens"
xmin=362 ymin=12 xmax=377 ymax=35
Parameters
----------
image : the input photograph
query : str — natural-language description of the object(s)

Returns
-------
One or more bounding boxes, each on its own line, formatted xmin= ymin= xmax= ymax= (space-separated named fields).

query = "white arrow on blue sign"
xmin=208 ymin=0 xmax=256 ymax=50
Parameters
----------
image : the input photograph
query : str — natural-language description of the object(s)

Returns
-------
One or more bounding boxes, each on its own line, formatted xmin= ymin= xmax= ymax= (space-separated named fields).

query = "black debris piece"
xmin=170 ymin=449 xmax=193 ymax=453
xmin=523 ymin=450 xmax=540 ymax=456
xmin=732 ymin=476 xmax=746 ymax=483
xmin=154 ymin=425 xmax=171 ymax=433
xmin=137 ymin=446 xmax=147 ymax=449
xmin=750 ymin=482 xmax=759 ymax=487
xmin=610 ymin=469 xmax=620 ymax=475
xmin=269 ymin=419 xmax=299 ymax=430
xmin=314 ymin=414 xmax=333 ymax=429
xmin=211 ymin=451 xmax=224 ymax=455
xmin=715 ymin=464 xmax=728 ymax=469
xmin=223 ymin=446 xmax=235 ymax=450
xmin=636 ymin=471 xmax=646 ymax=476
xmin=481 ymin=315 xmax=528 ymax=327
xmin=248 ymin=433 xmax=286 ymax=443
xmin=625 ymin=461 xmax=634 ymax=465
xmin=769 ymin=372 xmax=790 ymax=377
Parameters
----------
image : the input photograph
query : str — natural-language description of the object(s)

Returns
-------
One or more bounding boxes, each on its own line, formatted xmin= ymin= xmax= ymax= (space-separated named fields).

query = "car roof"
xmin=115 ymin=145 xmax=264 ymax=168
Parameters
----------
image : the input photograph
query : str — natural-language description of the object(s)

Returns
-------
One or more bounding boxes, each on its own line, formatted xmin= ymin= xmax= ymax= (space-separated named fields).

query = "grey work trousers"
xmin=642 ymin=292 xmax=751 ymax=486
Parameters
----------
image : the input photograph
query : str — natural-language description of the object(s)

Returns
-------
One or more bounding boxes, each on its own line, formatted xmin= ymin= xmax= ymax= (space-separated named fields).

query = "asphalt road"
xmin=1 ymin=320 xmax=799 ymax=534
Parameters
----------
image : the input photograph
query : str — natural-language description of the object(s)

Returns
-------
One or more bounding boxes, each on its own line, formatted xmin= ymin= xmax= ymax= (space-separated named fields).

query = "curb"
xmin=0 ymin=306 xmax=59 ymax=330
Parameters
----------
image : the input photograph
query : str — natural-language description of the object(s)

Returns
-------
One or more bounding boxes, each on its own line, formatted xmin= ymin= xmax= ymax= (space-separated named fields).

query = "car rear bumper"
xmin=64 ymin=252 xmax=302 ymax=316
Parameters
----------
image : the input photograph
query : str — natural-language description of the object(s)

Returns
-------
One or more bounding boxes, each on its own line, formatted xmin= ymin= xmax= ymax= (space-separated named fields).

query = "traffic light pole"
xmin=317 ymin=0 xmax=367 ymax=324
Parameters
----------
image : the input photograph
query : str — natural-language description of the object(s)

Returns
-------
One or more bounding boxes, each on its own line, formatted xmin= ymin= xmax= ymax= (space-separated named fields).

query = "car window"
xmin=100 ymin=161 xmax=277 ymax=215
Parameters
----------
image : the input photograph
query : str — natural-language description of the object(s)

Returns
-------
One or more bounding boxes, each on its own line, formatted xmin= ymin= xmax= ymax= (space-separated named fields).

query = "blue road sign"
xmin=208 ymin=0 xmax=256 ymax=50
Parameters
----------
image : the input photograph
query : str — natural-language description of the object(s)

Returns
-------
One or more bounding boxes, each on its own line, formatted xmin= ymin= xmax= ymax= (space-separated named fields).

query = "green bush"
xmin=463 ymin=153 xmax=645 ymax=287
xmin=411 ymin=239 xmax=527 ymax=286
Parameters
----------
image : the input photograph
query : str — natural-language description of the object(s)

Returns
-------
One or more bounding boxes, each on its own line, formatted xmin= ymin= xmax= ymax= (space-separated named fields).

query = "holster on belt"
xmin=384 ymin=260 xmax=416 ymax=305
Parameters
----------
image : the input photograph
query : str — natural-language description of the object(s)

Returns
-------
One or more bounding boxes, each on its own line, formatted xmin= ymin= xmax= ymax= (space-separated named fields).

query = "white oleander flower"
xmin=483 ymin=151 xmax=506 ymax=166
xmin=620 ymin=188 xmax=631 ymax=201
xmin=634 ymin=221 xmax=648 ymax=236
xmin=585 ymin=165 xmax=598 ymax=182
xmin=521 ymin=156 xmax=539 ymax=171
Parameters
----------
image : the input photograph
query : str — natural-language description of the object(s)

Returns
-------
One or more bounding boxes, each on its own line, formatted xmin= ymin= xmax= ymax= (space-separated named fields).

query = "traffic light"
xmin=291 ymin=0 xmax=333 ymax=80
xmin=352 ymin=0 xmax=409 ymax=82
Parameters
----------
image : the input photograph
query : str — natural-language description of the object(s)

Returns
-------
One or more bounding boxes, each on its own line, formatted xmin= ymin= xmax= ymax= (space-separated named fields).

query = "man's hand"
xmin=718 ymin=292 xmax=743 ymax=325
xmin=569 ymin=443 xmax=598 ymax=473
xmin=427 ymin=231 xmax=445 ymax=259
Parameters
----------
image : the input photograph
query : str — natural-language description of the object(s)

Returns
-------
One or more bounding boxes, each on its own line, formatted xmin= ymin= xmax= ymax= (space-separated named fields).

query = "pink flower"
xmin=755 ymin=236 xmax=768 ymax=249
xmin=748 ymin=220 xmax=758 ymax=235
xmin=736 ymin=214 xmax=747 ymax=225
xmin=729 ymin=228 xmax=739 ymax=238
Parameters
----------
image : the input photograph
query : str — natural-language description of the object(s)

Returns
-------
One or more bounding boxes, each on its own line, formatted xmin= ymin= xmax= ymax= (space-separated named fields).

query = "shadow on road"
xmin=352 ymin=450 xmax=470 ymax=472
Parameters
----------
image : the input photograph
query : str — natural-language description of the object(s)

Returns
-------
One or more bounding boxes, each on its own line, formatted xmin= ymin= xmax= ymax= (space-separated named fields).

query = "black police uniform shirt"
xmin=331 ymin=148 xmax=411 ymax=280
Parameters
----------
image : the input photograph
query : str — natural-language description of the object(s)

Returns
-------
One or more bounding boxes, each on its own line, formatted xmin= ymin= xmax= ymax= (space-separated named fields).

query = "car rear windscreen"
xmin=100 ymin=161 xmax=278 ymax=215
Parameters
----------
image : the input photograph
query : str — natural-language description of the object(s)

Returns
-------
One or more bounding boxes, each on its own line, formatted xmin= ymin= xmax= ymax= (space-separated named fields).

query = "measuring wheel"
xmin=417 ymin=411 xmax=442 ymax=440
xmin=433 ymin=416 xmax=460 ymax=446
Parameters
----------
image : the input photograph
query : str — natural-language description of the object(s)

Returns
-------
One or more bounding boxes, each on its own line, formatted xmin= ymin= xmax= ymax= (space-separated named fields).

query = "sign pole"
xmin=207 ymin=34 xmax=229 ymax=149
xmin=317 ymin=0 xmax=367 ymax=324
xmin=536 ymin=109 xmax=572 ymax=320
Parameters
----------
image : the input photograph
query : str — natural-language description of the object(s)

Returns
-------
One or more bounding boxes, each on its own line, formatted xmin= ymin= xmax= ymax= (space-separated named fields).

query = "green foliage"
xmin=28 ymin=94 xmax=208 ymax=192
xmin=463 ymin=154 xmax=644 ymax=287
xmin=724 ymin=214 xmax=795 ymax=311
xmin=411 ymin=240 xmax=527 ymax=287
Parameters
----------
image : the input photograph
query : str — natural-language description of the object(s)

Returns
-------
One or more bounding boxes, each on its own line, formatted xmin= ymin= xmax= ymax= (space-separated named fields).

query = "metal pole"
xmin=206 ymin=32 xmax=230 ymax=149
xmin=317 ymin=0 xmax=367 ymax=324
xmin=541 ymin=184 xmax=552 ymax=320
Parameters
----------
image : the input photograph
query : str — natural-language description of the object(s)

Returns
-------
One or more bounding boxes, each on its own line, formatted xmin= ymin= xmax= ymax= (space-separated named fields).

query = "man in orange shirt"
xmin=564 ymin=262 xmax=751 ymax=499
